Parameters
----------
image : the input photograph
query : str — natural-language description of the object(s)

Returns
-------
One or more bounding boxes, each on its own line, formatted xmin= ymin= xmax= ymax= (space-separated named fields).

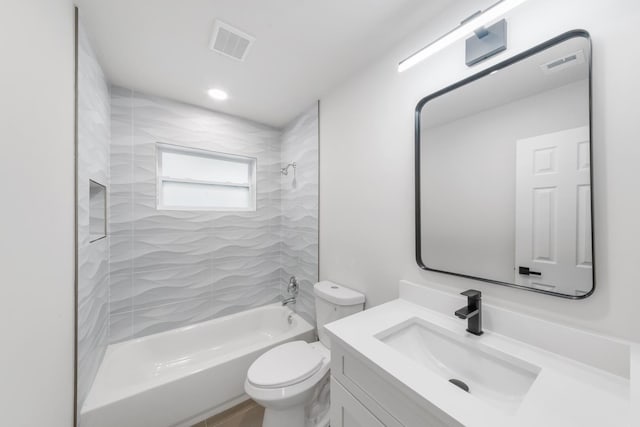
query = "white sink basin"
xmin=376 ymin=317 xmax=541 ymax=414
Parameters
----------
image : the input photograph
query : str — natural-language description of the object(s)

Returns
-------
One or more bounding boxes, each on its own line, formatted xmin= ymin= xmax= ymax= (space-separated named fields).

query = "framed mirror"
xmin=415 ymin=30 xmax=593 ymax=298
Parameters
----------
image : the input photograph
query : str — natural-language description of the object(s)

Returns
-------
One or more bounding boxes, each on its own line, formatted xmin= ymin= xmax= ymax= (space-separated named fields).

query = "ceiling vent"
xmin=209 ymin=20 xmax=255 ymax=61
xmin=540 ymin=50 xmax=585 ymax=74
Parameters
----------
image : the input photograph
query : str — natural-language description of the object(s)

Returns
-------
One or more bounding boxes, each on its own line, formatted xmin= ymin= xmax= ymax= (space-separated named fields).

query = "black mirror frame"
xmin=414 ymin=29 xmax=594 ymax=300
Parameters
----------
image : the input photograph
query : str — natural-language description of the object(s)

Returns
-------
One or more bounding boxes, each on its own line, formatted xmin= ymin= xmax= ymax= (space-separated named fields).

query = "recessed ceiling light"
xmin=207 ymin=88 xmax=228 ymax=101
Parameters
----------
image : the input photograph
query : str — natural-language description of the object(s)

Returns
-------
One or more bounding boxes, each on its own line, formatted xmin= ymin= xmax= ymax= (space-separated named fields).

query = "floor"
xmin=192 ymin=400 xmax=264 ymax=427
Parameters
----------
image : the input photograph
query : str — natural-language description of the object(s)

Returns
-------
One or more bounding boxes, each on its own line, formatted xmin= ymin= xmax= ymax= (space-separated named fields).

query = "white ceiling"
xmin=77 ymin=0 xmax=453 ymax=128
xmin=422 ymin=36 xmax=590 ymax=128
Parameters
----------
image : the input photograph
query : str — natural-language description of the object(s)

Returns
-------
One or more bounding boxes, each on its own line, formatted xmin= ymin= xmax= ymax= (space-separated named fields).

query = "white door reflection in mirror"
xmin=515 ymin=126 xmax=592 ymax=295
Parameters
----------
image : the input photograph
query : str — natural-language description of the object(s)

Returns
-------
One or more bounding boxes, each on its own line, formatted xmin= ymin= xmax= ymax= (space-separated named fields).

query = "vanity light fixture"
xmin=398 ymin=0 xmax=528 ymax=72
xmin=207 ymin=88 xmax=229 ymax=101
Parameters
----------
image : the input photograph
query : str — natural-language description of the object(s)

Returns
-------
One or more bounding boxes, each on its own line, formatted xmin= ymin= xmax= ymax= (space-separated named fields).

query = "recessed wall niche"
xmin=89 ymin=180 xmax=106 ymax=242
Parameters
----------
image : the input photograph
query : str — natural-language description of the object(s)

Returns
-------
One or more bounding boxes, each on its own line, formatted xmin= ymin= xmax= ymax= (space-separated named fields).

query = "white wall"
xmin=0 ymin=0 xmax=75 ymax=425
xmin=320 ymin=0 xmax=640 ymax=342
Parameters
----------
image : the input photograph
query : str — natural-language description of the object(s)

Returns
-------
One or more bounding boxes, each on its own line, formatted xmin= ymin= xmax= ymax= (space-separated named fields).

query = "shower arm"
xmin=280 ymin=162 xmax=296 ymax=176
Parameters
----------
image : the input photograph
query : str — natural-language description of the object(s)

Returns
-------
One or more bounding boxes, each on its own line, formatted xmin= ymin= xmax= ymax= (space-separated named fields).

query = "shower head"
xmin=280 ymin=162 xmax=296 ymax=176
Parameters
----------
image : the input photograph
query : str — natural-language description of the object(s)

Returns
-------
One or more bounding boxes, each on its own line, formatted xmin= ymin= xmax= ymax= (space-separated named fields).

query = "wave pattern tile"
xmin=76 ymin=22 xmax=111 ymax=411
xmin=280 ymin=104 xmax=320 ymax=323
xmin=108 ymin=88 xmax=287 ymax=342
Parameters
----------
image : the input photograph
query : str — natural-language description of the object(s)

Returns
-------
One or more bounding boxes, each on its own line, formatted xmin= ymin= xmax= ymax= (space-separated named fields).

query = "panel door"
xmin=330 ymin=377 xmax=385 ymax=427
xmin=515 ymin=126 xmax=592 ymax=295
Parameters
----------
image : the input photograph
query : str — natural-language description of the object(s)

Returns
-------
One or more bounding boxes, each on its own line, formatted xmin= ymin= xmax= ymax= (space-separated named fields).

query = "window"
xmin=156 ymin=143 xmax=256 ymax=211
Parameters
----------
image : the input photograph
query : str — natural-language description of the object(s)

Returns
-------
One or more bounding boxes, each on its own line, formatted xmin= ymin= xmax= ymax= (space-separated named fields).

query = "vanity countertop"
xmin=325 ymin=282 xmax=636 ymax=427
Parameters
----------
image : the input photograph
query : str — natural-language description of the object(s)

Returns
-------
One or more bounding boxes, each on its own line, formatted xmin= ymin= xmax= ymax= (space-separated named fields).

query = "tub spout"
xmin=282 ymin=297 xmax=296 ymax=307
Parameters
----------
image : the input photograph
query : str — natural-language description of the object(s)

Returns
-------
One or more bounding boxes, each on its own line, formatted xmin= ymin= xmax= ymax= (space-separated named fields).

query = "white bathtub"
xmin=81 ymin=304 xmax=314 ymax=427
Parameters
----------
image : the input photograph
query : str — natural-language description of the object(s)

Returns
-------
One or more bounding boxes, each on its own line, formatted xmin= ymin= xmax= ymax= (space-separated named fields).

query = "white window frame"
xmin=156 ymin=142 xmax=257 ymax=212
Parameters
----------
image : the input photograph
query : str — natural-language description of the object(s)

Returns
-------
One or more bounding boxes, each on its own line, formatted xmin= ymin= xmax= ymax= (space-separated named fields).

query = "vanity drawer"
xmin=331 ymin=341 xmax=461 ymax=427
xmin=331 ymin=377 xmax=385 ymax=427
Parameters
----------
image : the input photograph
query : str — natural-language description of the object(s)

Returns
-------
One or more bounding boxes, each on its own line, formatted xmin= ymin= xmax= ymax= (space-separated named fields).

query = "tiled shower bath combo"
xmin=107 ymin=88 xmax=319 ymax=342
xmin=76 ymin=20 xmax=319 ymax=416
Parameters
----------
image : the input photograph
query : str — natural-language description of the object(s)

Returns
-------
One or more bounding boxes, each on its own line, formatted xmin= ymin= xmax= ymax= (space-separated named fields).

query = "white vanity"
xmin=325 ymin=281 xmax=635 ymax=427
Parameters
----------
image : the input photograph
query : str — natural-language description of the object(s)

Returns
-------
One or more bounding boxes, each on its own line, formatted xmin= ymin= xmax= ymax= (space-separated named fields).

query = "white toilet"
xmin=245 ymin=281 xmax=365 ymax=427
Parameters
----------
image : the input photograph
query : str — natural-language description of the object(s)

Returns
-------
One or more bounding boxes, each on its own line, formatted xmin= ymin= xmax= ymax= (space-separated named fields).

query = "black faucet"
xmin=455 ymin=289 xmax=483 ymax=336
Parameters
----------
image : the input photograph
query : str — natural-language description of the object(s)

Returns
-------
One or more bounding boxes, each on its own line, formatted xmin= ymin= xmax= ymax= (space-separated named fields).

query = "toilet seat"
xmin=245 ymin=342 xmax=331 ymax=426
xmin=247 ymin=341 xmax=324 ymax=388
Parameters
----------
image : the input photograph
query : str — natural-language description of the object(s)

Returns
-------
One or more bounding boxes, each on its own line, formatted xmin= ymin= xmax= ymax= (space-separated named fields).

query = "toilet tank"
xmin=314 ymin=281 xmax=365 ymax=348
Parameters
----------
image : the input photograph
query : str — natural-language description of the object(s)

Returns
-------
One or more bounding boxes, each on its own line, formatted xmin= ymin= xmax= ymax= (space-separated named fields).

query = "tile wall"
xmin=76 ymin=22 xmax=111 ymax=409
xmin=108 ymin=89 xmax=319 ymax=341
xmin=280 ymin=105 xmax=320 ymax=323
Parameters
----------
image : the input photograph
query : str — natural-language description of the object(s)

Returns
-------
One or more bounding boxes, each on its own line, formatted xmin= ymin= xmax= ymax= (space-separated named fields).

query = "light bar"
xmin=398 ymin=0 xmax=528 ymax=72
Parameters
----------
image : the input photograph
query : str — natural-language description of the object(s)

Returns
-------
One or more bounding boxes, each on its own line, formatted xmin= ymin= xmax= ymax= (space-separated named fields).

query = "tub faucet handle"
xmin=287 ymin=276 xmax=299 ymax=296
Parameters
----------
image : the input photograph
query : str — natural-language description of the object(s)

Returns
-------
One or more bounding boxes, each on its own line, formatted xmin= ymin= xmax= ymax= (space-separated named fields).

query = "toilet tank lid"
xmin=314 ymin=281 xmax=365 ymax=306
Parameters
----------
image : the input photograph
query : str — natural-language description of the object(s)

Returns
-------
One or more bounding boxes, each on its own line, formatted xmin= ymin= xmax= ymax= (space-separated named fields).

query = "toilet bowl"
xmin=245 ymin=281 xmax=365 ymax=427
xmin=245 ymin=341 xmax=330 ymax=427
